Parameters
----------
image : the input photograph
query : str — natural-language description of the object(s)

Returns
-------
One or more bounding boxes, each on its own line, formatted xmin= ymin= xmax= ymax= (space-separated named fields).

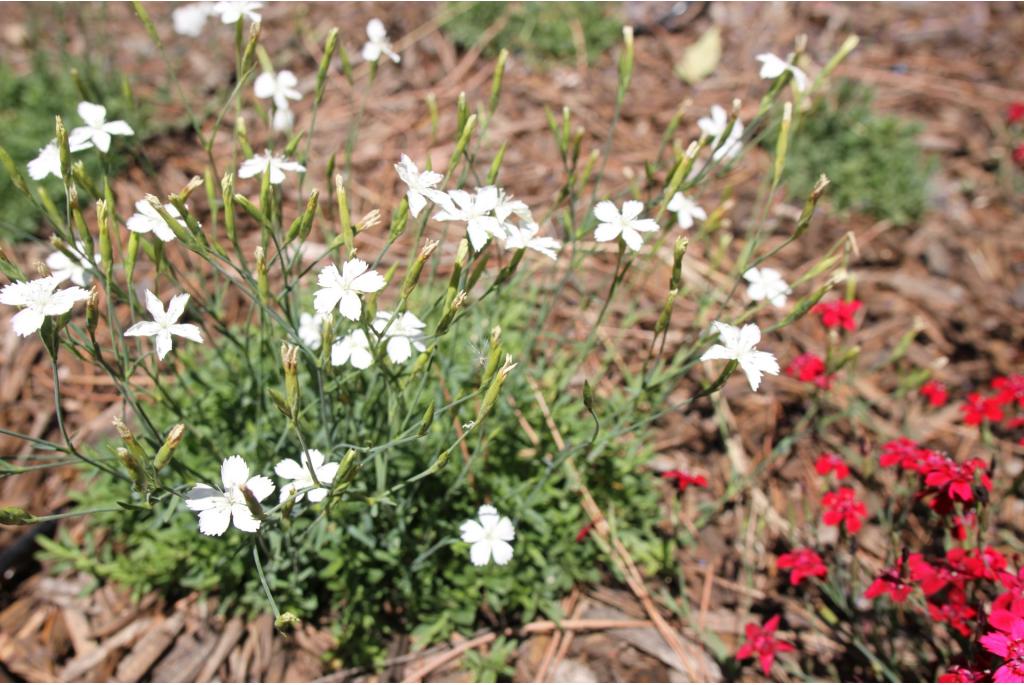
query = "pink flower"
xmin=923 ymin=458 xmax=990 ymax=504
xmin=1009 ymin=102 xmax=1024 ymax=124
xmin=920 ymin=380 xmax=949 ymax=407
xmin=662 ymin=470 xmax=708 ymax=494
xmin=812 ymin=299 xmax=862 ymax=331
xmin=815 ymin=452 xmax=850 ymax=479
xmin=735 ymin=615 xmax=795 ymax=676
xmin=993 ymin=375 xmax=1024 ymax=408
xmin=879 ymin=437 xmax=922 ymax=469
xmin=777 ymin=548 xmax=828 ymax=586
xmin=928 ymin=590 xmax=976 ymax=637
xmin=821 ymin=487 xmax=867 ymax=533
xmin=980 ymin=614 xmax=1024 ymax=683
xmin=938 ymin=665 xmax=987 ymax=682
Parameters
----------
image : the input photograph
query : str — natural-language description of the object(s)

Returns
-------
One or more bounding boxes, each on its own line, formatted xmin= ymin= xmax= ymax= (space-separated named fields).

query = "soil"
xmin=1 ymin=1 xmax=1022 ymax=682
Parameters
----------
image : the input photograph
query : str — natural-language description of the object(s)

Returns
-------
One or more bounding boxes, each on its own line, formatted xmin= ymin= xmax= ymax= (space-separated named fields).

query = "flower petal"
xmin=198 ymin=507 xmax=231 ymax=536
xmin=221 ymin=454 xmax=250 ymax=490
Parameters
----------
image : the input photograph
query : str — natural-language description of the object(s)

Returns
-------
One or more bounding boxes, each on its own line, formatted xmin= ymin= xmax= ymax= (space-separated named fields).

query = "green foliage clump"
xmin=39 ymin=290 xmax=668 ymax=668
xmin=775 ymin=80 xmax=933 ymax=225
xmin=442 ymin=2 xmax=623 ymax=65
xmin=0 ymin=56 xmax=142 ymax=242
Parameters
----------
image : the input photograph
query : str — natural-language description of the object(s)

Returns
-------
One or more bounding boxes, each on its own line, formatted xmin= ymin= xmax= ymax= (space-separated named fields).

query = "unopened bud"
xmin=418 ymin=401 xmax=435 ymax=437
xmin=154 ymin=424 xmax=185 ymax=471
xmin=670 ymin=238 xmax=688 ymax=290
xmin=655 ymin=289 xmax=679 ymax=335
xmin=478 ymin=355 xmax=516 ymax=421
xmin=282 ymin=343 xmax=299 ymax=411
xmin=402 ymin=240 xmax=438 ymax=298
xmin=255 ymin=246 xmax=269 ymax=305
xmin=275 ymin=612 xmax=301 ymax=631
xmin=117 ymin=447 xmax=147 ymax=493
xmin=239 ymin=484 xmax=265 ymax=520
xmin=55 ymin=116 xmax=71 ymax=180
xmin=86 ymin=286 xmax=100 ymax=334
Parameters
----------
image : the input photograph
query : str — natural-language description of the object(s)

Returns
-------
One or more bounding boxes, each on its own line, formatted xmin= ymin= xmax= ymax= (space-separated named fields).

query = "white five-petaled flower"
xmin=361 ymin=18 xmax=400 ymax=64
xmin=494 ymin=189 xmax=532 ymax=226
xmin=27 ymin=139 xmax=93 ymax=181
xmin=743 ymin=267 xmax=791 ymax=308
xmin=434 ymin=187 xmax=505 ymax=252
xmin=756 ymin=53 xmax=809 ymax=92
xmin=46 ymin=240 xmax=99 ymax=287
xmin=394 ymin=154 xmax=445 ymax=218
xmin=503 ymin=222 xmax=561 ymax=260
xmin=313 ymin=258 xmax=387 ymax=321
xmin=238 ymin=150 xmax=306 ymax=185
xmin=0 ymin=275 xmax=90 ymax=337
xmin=210 ymin=0 xmax=262 ymax=24
xmin=172 ymin=2 xmax=214 ymax=36
xmin=697 ymin=105 xmax=744 ymax=161
xmin=254 ymin=70 xmax=301 ymax=110
xmin=298 ymin=311 xmax=325 ymax=349
xmin=124 ymin=290 xmax=204 ymax=361
xmin=373 ymin=310 xmax=425 ymax=364
xmin=126 ymin=199 xmax=191 ymax=242
xmin=275 ymin=449 xmax=339 ymax=504
xmin=700 ymin=321 xmax=780 ymax=392
xmin=185 ymin=455 xmax=274 ymax=536
xmin=666 ymin=192 xmax=707 ymax=230
xmin=331 ymin=329 xmax=374 ymax=369
xmin=459 ymin=504 xmax=515 ymax=567
xmin=68 ymin=102 xmax=134 ymax=154
xmin=593 ymin=200 xmax=659 ymax=252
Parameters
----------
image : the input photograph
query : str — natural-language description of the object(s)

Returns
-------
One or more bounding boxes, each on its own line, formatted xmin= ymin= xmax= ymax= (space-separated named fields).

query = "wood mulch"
xmin=1 ymin=1 xmax=1022 ymax=681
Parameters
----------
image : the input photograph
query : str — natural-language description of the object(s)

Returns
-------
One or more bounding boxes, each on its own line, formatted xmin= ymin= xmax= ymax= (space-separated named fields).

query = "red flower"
xmin=812 ymin=299 xmax=862 ymax=331
xmin=923 ymin=457 xmax=991 ymax=504
xmin=777 ymin=548 xmax=828 ymax=586
xmin=979 ymin=614 xmax=1024 ymax=683
xmin=575 ymin=522 xmax=594 ymax=543
xmin=735 ymin=615 xmax=795 ymax=676
xmin=920 ymin=380 xmax=949 ymax=407
xmin=815 ymin=452 xmax=850 ymax=479
xmin=1009 ymin=102 xmax=1024 ymax=124
xmin=865 ymin=560 xmax=914 ymax=603
xmin=821 ymin=487 xmax=867 ymax=533
xmin=662 ymin=470 xmax=708 ymax=494
xmin=928 ymin=594 xmax=976 ymax=637
xmin=938 ymin=665 xmax=987 ymax=682
xmin=785 ymin=353 xmax=834 ymax=389
xmin=879 ymin=437 xmax=922 ymax=469
xmin=909 ymin=553 xmax=966 ymax=596
xmin=961 ymin=393 xmax=1004 ymax=425
xmin=950 ymin=511 xmax=978 ymax=542
xmin=993 ymin=375 xmax=1024 ymax=408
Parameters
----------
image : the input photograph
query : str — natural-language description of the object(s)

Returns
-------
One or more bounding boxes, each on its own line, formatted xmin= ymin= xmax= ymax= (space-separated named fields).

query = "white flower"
xmin=698 ymin=105 xmax=744 ymax=161
xmin=173 ymin=2 xmax=213 ymax=36
xmin=743 ymin=267 xmax=791 ymax=308
xmin=331 ymin=329 xmax=374 ymax=369
xmin=666 ymin=192 xmax=707 ymax=230
xmin=0 ymin=275 xmax=90 ymax=337
xmin=254 ymin=70 xmax=301 ymax=110
xmin=210 ymin=0 xmax=262 ymax=24
xmin=756 ymin=53 xmax=808 ymax=92
xmin=433 ymin=187 xmax=505 ymax=252
xmin=373 ymin=310 xmax=425 ymax=364
xmin=494 ymin=189 xmax=532 ymax=226
xmin=68 ymin=102 xmax=134 ymax=154
xmin=124 ymin=290 xmax=204 ymax=360
xmin=27 ymin=139 xmax=93 ymax=181
xmin=126 ymin=199 xmax=190 ymax=242
xmin=503 ymin=222 xmax=561 ymax=260
xmin=272 ymin=106 xmax=295 ymax=132
xmin=459 ymin=504 xmax=515 ymax=566
xmin=700 ymin=321 xmax=780 ymax=392
xmin=313 ymin=258 xmax=387 ymax=321
xmin=361 ymin=18 xmax=400 ymax=64
xmin=593 ymin=200 xmax=659 ymax=251
xmin=185 ymin=455 xmax=274 ymax=536
xmin=394 ymin=154 xmax=445 ymax=218
xmin=298 ymin=311 xmax=325 ymax=349
xmin=46 ymin=240 xmax=99 ymax=287
xmin=238 ymin=150 xmax=306 ymax=185
xmin=275 ymin=449 xmax=339 ymax=504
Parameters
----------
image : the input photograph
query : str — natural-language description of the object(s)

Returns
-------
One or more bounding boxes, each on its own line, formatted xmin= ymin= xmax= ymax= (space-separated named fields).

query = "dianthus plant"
xmin=0 ymin=9 xmax=854 ymax=669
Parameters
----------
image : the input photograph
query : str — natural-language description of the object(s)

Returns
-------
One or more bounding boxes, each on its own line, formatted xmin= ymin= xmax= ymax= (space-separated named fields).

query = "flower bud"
xmin=117 ymin=447 xmax=147 ymax=493
xmin=0 ymin=145 xmax=30 ymax=196
xmin=315 ymin=28 xmax=339 ymax=107
xmin=55 ymin=115 xmax=71 ymax=180
xmin=222 ymin=173 xmax=237 ymax=243
xmin=255 ymin=246 xmax=269 ymax=305
xmin=240 ymin=20 xmax=262 ymax=75
xmin=124 ymin=231 xmax=140 ymax=288
xmin=275 ymin=612 xmax=301 ymax=631
xmin=335 ymin=174 xmax=352 ymax=252
xmin=239 ymin=484 xmax=265 ymax=521
xmin=792 ymin=175 xmax=830 ymax=240
xmin=402 ymin=240 xmax=438 ymax=299
xmin=489 ymin=49 xmax=509 ymax=114
xmin=477 ymin=355 xmax=516 ymax=422
xmin=86 ymin=286 xmax=100 ymax=335
xmin=153 ymin=424 xmax=185 ymax=471
xmin=97 ymin=199 xmax=112 ymax=277
xmin=0 ymin=506 xmax=35 ymax=525
xmin=281 ymin=343 xmax=299 ymax=412
xmin=618 ymin=26 xmax=634 ymax=97
xmin=670 ymin=238 xmax=688 ymax=290
xmin=655 ymin=289 xmax=679 ymax=335
xmin=418 ymin=401 xmax=435 ymax=437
